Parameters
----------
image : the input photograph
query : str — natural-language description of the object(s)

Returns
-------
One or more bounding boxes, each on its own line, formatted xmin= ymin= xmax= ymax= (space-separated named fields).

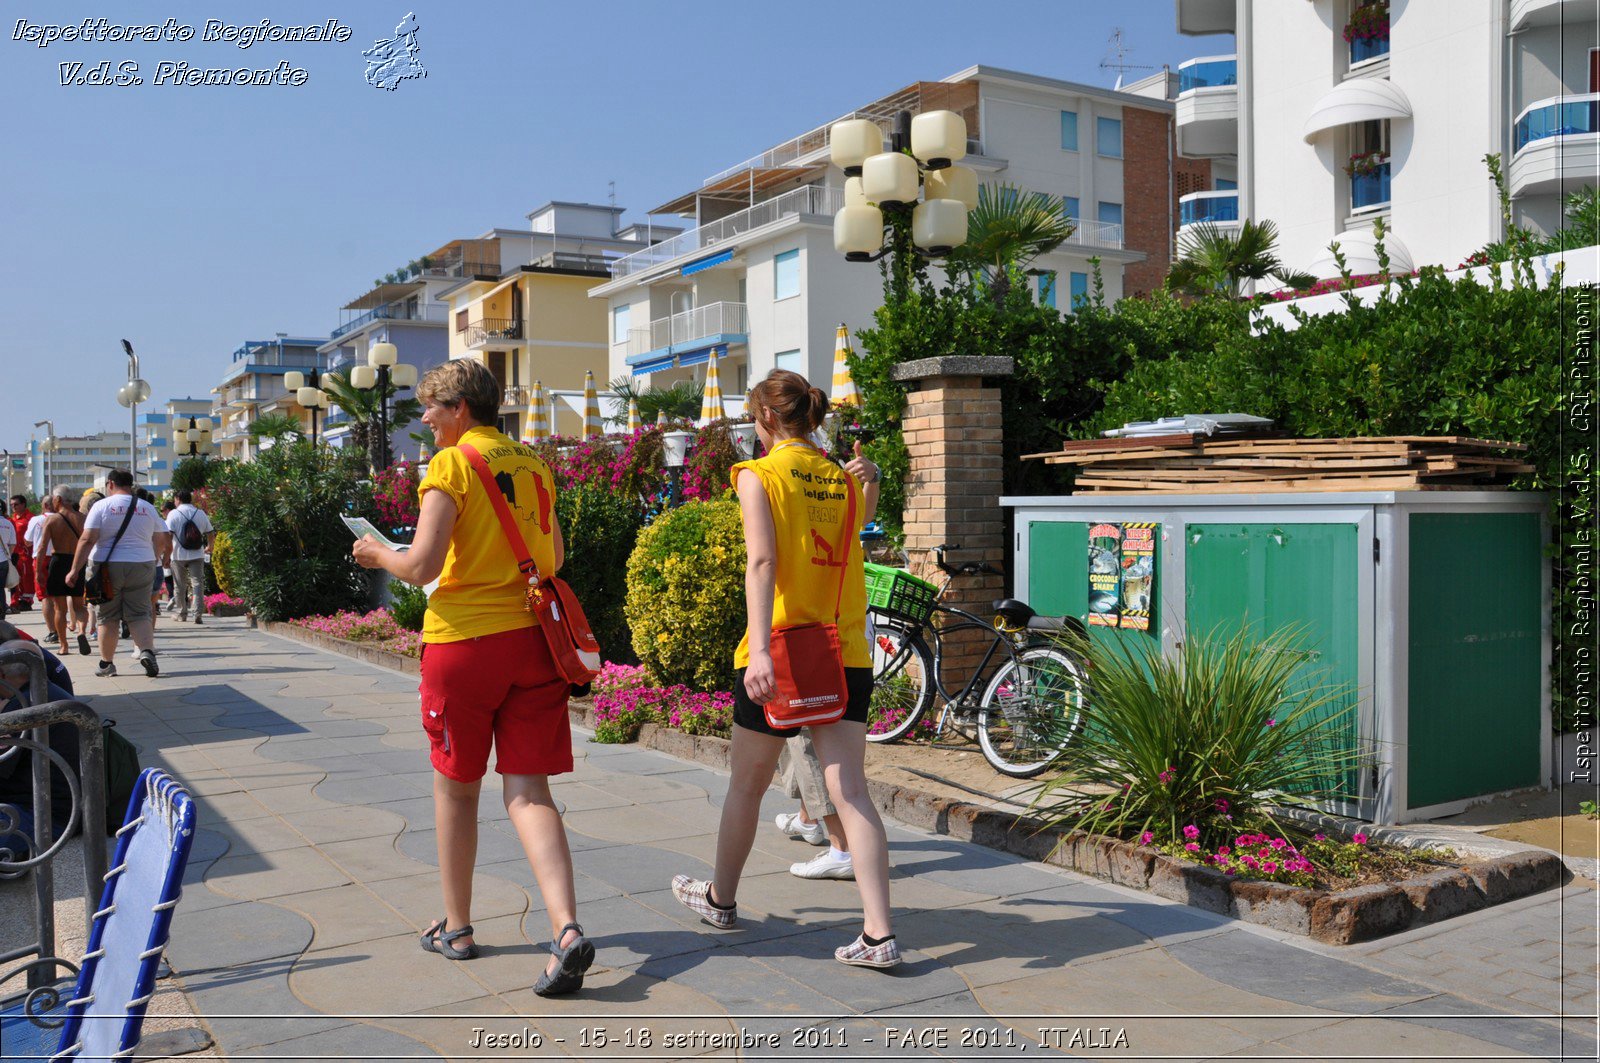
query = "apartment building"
xmin=28 ymin=431 xmax=134 ymax=495
xmin=211 ymin=337 xmax=326 ymax=461
xmin=1174 ymin=0 xmax=1598 ymax=278
xmin=589 ymin=67 xmax=1199 ymax=396
xmin=137 ymin=397 xmax=215 ymax=492
xmin=434 ymin=202 xmax=667 ymax=440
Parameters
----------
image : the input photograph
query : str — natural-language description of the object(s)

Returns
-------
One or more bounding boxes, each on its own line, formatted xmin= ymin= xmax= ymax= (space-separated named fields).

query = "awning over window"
xmin=1303 ymin=79 xmax=1412 ymax=142
xmin=681 ymin=250 xmax=734 ymax=276
xmin=1304 ymin=227 xmax=1415 ymax=278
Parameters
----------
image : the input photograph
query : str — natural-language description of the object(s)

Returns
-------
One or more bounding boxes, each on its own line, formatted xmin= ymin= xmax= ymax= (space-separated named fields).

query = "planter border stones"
xmin=267 ymin=627 xmax=1569 ymax=944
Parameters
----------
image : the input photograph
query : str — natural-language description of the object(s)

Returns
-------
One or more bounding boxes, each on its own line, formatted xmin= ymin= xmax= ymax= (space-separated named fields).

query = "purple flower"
xmin=1139 ymin=831 xmax=1153 ymax=846
xmin=1182 ymin=825 xmax=1200 ymax=840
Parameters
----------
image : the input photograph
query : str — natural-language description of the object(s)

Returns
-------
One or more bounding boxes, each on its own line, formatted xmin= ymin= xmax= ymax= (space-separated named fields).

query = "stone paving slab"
xmin=6 ymin=615 xmax=1593 ymax=1062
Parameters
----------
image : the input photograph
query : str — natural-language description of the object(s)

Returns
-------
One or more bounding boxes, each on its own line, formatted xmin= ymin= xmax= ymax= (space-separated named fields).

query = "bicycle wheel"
xmin=866 ymin=612 xmax=935 ymax=743
xmin=977 ymin=646 xmax=1087 ymax=777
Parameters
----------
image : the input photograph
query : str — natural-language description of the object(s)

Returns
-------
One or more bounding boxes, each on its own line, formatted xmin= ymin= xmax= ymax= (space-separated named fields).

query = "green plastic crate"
xmin=863 ymin=562 xmax=938 ymax=623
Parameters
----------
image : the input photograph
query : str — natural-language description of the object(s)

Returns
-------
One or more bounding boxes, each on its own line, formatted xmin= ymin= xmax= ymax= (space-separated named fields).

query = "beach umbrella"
xmin=699 ymin=348 xmax=726 ymax=425
xmin=581 ymin=371 xmax=603 ymax=439
xmin=527 ymin=380 xmax=550 ymax=440
xmin=627 ymin=397 xmax=642 ymax=433
xmin=830 ymin=323 xmax=860 ymax=407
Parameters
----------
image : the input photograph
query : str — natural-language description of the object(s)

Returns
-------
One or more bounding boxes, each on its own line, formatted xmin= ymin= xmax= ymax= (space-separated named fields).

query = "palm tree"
xmin=1166 ymin=219 xmax=1317 ymax=299
xmin=945 ymin=183 xmax=1076 ymax=305
xmin=605 ymin=376 xmax=703 ymax=426
xmin=321 ymin=370 xmax=423 ymax=467
xmin=246 ymin=413 xmax=303 ymax=448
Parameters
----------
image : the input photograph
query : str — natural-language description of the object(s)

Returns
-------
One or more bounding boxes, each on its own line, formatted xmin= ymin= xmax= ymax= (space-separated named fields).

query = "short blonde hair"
xmin=416 ymin=359 xmax=499 ymax=425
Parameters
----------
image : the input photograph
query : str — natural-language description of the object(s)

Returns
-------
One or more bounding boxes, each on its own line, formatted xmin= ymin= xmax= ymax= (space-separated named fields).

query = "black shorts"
xmin=732 ymin=666 xmax=874 ymax=737
xmin=46 ymin=555 xmax=83 ymax=599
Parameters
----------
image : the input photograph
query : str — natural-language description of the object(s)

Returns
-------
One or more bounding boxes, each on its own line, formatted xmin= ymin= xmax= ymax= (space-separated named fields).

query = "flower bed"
xmin=204 ymin=592 xmax=248 ymax=617
xmin=591 ymin=661 xmax=733 ymax=743
xmin=288 ymin=608 xmax=422 ymax=659
xmin=1142 ymin=821 xmax=1459 ymax=892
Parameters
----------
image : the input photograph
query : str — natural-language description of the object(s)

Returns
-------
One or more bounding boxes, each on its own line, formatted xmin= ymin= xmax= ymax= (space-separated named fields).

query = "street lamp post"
xmin=116 ymin=339 xmax=152 ymax=484
xmin=829 ymin=109 xmax=977 ymax=292
xmin=351 ymin=341 xmax=417 ymax=469
xmin=31 ymin=420 xmax=54 ymax=494
xmin=283 ymin=369 xmax=329 ymax=446
xmin=173 ymin=416 xmax=215 ymax=468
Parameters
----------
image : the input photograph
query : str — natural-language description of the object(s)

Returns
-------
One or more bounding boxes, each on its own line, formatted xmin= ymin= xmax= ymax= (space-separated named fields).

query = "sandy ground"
xmin=1434 ymin=783 xmax=1600 ymax=861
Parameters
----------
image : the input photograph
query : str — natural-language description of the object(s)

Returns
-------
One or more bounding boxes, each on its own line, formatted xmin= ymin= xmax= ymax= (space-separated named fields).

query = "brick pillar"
xmin=891 ymin=355 xmax=1014 ymax=691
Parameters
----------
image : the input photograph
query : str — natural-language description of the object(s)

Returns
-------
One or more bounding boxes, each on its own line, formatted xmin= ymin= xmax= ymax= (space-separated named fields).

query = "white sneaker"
xmin=774 ymin=812 xmax=827 ymax=846
xmin=790 ymin=850 xmax=855 ymax=880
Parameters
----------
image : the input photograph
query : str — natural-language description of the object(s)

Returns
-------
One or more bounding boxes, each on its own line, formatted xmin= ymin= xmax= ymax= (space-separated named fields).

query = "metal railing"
xmin=1514 ymin=92 xmax=1600 ymax=152
xmin=502 ymin=385 xmax=529 ymax=407
xmin=609 ymin=185 xmax=844 ymax=279
xmin=1349 ymin=34 xmax=1390 ymax=64
xmin=531 ymin=250 xmax=614 ymax=273
xmin=1178 ymin=55 xmax=1237 ymax=93
xmin=0 ymin=648 xmax=107 ymax=1012
xmin=331 ymin=302 xmax=448 ymax=340
xmin=625 ymin=302 xmax=749 ymax=359
xmin=1063 ymin=219 xmax=1125 ymax=250
xmin=465 ymin=318 xmax=524 ymax=347
xmin=1351 ymin=162 xmax=1392 ymax=210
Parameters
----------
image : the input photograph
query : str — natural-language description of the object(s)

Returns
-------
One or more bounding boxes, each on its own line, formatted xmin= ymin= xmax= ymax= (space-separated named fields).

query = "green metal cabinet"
xmin=1003 ymin=491 xmax=1550 ymax=823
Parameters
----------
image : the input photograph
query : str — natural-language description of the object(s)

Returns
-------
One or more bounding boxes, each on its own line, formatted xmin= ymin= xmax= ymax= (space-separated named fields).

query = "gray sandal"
xmin=533 ymin=922 xmax=594 ymax=996
xmin=420 ymin=918 xmax=477 ymax=960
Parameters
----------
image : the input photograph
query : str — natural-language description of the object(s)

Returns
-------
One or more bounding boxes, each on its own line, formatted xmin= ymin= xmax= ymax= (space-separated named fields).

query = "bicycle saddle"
xmin=993 ymin=599 xmax=1083 ymax=635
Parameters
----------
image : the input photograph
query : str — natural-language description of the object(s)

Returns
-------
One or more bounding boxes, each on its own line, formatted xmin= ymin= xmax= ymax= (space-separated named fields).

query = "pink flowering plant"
xmin=371 ymin=461 xmax=421 ymax=535
xmin=289 ymin=608 xmax=423 ymax=659
xmin=1143 ymin=824 xmax=1455 ymax=889
xmin=1031 ymin=624 xmax=1360 ymax=851
xmin=204 ymin=592 xmax=246 ymax=611
xmin=591 ymin=661 xmax=734 ymax=743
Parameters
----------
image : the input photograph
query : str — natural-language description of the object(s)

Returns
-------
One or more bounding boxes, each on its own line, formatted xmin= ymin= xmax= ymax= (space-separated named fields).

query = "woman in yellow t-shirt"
xmin=672 ymin=369 xmax=901 ymax=969
xmin=352 ymin=358 xmax=593 ymax=997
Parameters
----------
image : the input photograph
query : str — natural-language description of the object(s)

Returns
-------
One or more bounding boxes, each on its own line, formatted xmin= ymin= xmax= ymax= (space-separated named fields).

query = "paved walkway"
xmin=4 ymin=616 xmax=1596 ymax=1061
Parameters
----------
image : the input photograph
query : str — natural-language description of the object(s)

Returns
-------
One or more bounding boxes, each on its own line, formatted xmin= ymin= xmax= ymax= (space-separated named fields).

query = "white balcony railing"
xmin=1062 ymin=219 xmax=1125 ymax=251
xmin=626 ymin=302 xmax=749 ymax=359
xmin=609 ymin=185 xmax=842 ymax=279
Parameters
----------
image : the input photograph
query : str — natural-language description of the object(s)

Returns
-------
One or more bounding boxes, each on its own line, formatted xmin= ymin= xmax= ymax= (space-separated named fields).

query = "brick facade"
xmin=1122 ymin=107 xmax=1213 ymax=297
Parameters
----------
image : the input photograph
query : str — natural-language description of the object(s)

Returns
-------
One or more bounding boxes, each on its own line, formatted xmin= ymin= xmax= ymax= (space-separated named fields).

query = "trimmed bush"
xmin=556 ymin=480 xmax=645 ymax=662
xmin=388 ymin=580 xmax=427 ymax=632
xmin=624 ymin=499 xmax=746 ymax=692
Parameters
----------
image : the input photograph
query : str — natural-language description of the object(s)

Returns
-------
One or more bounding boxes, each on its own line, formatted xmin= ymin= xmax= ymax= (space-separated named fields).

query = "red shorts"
xmin=418 ymin=625 xmax=573 ymax=782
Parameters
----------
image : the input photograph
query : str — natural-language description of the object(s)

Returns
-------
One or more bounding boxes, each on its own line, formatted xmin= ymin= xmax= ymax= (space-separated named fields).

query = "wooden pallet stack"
xmin=1024 ymin=435 xmax=1533 ymax=494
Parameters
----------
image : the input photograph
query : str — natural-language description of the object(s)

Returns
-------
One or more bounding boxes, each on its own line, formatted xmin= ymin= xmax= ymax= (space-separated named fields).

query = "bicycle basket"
xmin=863 ymin=562 xmax=938 ymax=624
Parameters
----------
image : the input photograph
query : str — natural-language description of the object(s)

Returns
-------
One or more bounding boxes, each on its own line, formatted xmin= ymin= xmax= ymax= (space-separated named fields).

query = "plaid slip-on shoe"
xmin=671 ymin=875 xmax=737 ymax=929
xmin=835 ymin=933 xmax=901 ymax=969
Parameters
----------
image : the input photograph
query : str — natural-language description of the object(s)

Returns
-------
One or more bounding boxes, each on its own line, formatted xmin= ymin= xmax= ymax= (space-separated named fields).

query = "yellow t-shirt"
xmin=418 ymin=425 xmax=559 ymax=644
xmin=732 ymin=440 xmax=870 ymax=669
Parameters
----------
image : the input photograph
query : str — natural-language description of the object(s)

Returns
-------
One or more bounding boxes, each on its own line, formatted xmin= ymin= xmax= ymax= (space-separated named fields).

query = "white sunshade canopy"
xmin=1305 ymin=227 xmax=1416 ymax=279
xmin=1303 ymin=79 xmax=1413 ymax=142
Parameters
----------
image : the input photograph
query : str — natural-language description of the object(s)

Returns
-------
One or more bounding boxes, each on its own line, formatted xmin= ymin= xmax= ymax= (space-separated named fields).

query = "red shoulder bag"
xmin=762 ymin=473 xmax=857 ymax=729
xmin=458 ymin=444 xmax=602 ymax=686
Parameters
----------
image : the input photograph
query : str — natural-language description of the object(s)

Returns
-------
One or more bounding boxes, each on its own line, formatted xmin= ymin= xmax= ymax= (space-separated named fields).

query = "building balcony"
xmin=1511 ymin=0 xmax=1596 ymax=29
xmin=1176 ymin=56 xmax=1238 ymax=158
xmin=1178 ymin=191 xmax=1241 ymax=236
xmin=1350 ymin=162 xmax=1391 ymax=212
xmin=607 ymin=185 xmax=843 ymax=281
xmin=1349 ymin=35 xmax=1389 ymax=66
xmin=1511 ymin=94 xmax=1600 ymax=199
xmin=331 ymin=301 xmax=448 ymax=340
xmin=624 ymin=301 xmax=749 ymax=374
xmin=501 ymin=385 xmax=529 ymax=410
xmin=465 ymin=318 xmax=525 ymax=351
xmin=1176 ymin=0 xmax=1235 ymax=35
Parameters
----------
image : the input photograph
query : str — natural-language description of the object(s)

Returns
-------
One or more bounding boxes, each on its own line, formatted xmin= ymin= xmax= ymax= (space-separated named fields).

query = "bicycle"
xmin=864 ymin=544 xmax=1090 ymax=778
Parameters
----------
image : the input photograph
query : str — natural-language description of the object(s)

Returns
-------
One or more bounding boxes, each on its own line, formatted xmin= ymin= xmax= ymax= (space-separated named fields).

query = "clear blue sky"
xmin=0 ymin=0 xmax=1228 ymax=452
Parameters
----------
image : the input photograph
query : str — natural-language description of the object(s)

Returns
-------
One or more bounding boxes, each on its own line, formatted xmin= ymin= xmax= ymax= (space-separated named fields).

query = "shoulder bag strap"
xmin=458 ymin=443 xmax=541 ymax=582
xmin=831 ymin=472 xmax=857 ymax=624
xmin=102 ymin=499 xmax=138 ymax=560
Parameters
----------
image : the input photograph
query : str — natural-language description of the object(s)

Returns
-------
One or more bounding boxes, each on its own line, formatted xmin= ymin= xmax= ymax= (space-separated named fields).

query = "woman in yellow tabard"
xmin=673 ymin=369 xmax=901 ymax=969
xmin=352 ymin=358 xmax=594 ymax=996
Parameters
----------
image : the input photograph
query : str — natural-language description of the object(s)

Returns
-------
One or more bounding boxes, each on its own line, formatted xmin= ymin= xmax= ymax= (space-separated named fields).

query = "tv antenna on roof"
xmin=1100 ymin=28 xmax=1157 ymax=89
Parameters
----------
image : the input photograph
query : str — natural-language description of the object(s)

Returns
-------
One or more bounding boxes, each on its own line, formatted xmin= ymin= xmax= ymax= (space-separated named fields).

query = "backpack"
xmin=177 ymin=510 xmax=205 ymax=552
xmin=103 ymin=720 xmax=141 ymax=830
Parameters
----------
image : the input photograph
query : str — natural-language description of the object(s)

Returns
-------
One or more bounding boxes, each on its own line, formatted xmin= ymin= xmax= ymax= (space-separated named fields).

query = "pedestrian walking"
xmin=67 ymin=470 xmax=170 ymax=678
xmin=37 ymin=487 xmax=90 ymax=656
xmin=352 ymin=358 xmax=594 ymax=996
xmin=774 ymin=731 xmax=855 ymax=880
xmin=159 ymin=498 xmax=177 ymax=605
xmin=8 ymin=496 xmax=35 ymax=611
xmin=671 ymin=368 xmax=898 ymax=968
xmin=166 ymin=490 xmax=214 ymax=624
xmin=24 ymin=505 xmax=50 ymax=637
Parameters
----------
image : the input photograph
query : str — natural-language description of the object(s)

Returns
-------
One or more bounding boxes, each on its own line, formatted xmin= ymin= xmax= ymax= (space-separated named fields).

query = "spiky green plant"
xmin=1166 ymin=219 xmax=1317 ymax=299
xmin=945 ymin=183 xmax=1076 ymax=305
xmin=1030 ymin=624 xmax=1362 ymax=847
xmin=605 ymin=376 xmax=704 ymax=426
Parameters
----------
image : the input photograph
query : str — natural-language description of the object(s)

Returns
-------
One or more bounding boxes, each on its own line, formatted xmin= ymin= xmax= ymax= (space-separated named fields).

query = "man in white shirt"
xmin=165 ymin=490 xmax=215 ymax=624
xmin=0 ymin=517 xmax=13 ymax=620
xmin=68 ymin=470 xmax=171 ymax=678
xmin=23 ymin=509 xmax=51 ymax=640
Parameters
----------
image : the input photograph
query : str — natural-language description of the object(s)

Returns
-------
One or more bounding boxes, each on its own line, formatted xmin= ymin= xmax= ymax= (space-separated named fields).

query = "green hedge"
xmin=624 ymin=499 xmax=746 ymax=692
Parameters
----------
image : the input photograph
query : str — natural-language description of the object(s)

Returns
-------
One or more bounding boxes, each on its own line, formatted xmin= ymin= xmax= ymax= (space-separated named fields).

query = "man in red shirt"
xmin=7 ymin=496 xmax=34 ymax=611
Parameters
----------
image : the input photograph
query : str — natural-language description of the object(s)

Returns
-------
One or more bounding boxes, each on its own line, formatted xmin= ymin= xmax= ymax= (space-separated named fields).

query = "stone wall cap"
xmin=891 ymin=356 xmax=1015 ymax=383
